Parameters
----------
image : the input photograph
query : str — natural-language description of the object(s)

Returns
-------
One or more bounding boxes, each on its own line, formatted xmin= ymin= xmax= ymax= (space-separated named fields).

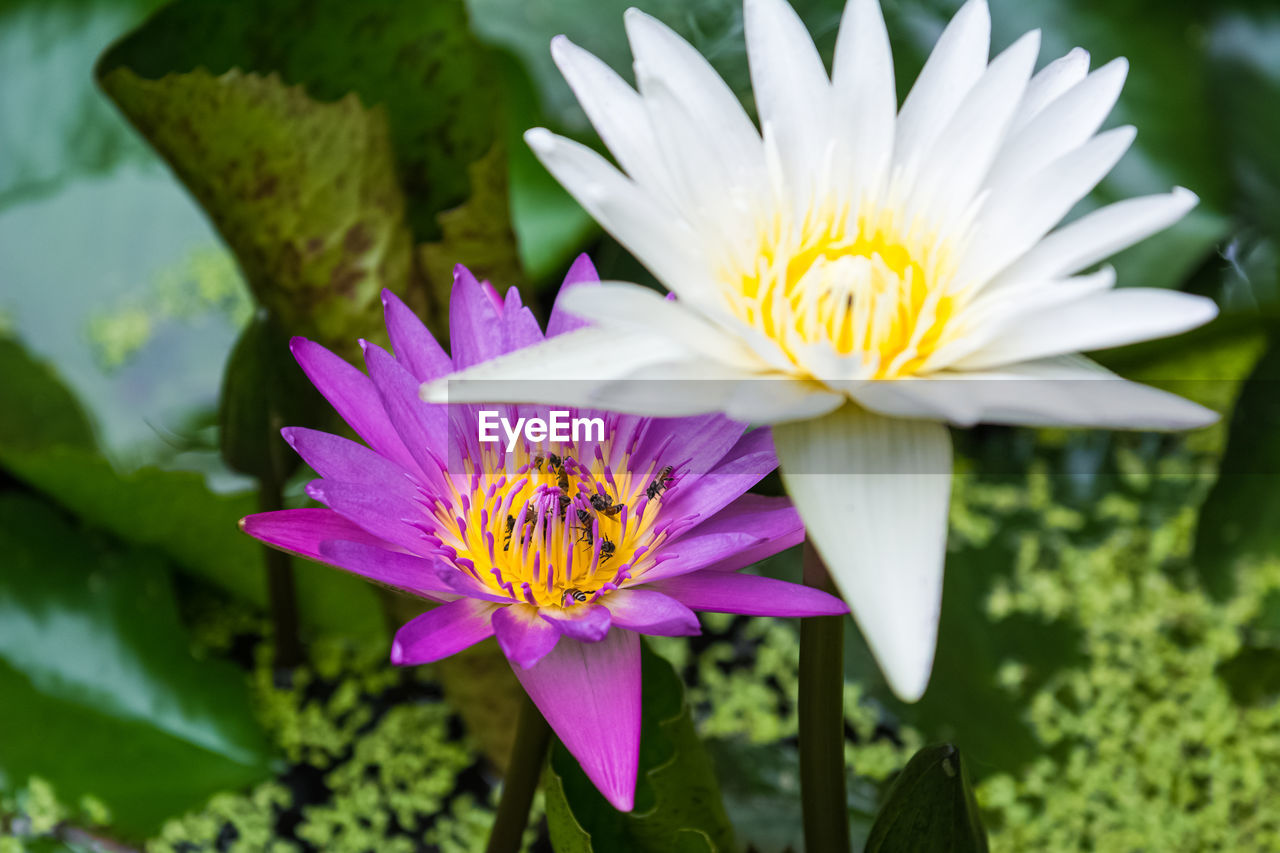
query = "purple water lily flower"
xmin=241 ymin=256 xmax=847 ymax=811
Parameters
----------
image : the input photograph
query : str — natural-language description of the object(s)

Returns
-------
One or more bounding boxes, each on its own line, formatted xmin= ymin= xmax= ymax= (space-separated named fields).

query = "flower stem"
xmin=259 ymin=406 xmax=301 ymax=669
xmin=486 ymin=692 xmax=551 ymax=853
xmin=799 ymin=538 xmax=851 ymax=852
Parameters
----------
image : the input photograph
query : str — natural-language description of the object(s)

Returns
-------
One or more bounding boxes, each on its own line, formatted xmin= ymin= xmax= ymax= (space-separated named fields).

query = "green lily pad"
xmin=0 ymin=493 xmax=274 ymax=837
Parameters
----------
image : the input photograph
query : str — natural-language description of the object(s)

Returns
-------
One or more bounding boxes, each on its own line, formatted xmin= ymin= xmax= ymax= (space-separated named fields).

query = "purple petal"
xmin=493 ymin=603 xmax=560 ymax=669
xmin=540 ymin=603 xmax=612 ymax=642
xmin=658 ymin=428 xmax=779 ymax=523
xmin=644 ymin=572 xmax=848 ymax=617
xmin=362 ymin=342 xmax=450 ymax=491
xmin=512 ymin=628 xmax=641 ymax=811
xmin=502 ymin=286 xmax=546 ymax=351
xmin=241 ymin=508 xmax=391 ymax=562
xmin=381 ymin=289 xmax=453 ymax=382
xmin=290 ymin=337 xmax=417 ymax=473
xmin=641 ymin=495 xmax=802 ymax=582
xmin=305 ymin=480 xmax=432 ymax=555
xmin=281 ymin=427 xmax=418 ymax=498
xmin=634 ymin=414 xmax=747 ymax=478
xmin=547 ymin=254 xmax=600 ymax=337
xmin=698 ymin=537 xmax=802 ymax=574
xmin=450 ymin=266 xmax=506 ymax=368
xmin=317 ymin=540 xmax=453 ymax=598
xmin=603 ymin=589 xmax=701 ymax=636
xmin=636 ymin=529 xmax=764 ymax=582
xmin=391 ymin=598 xmax=498 ymax=665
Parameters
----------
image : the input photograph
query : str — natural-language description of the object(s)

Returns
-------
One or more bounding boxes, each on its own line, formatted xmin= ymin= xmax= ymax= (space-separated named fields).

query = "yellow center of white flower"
xmin=430 ymin=442 xmax=677 ymax=608
xmin=722 ymin=200 xmax=964 ymax=378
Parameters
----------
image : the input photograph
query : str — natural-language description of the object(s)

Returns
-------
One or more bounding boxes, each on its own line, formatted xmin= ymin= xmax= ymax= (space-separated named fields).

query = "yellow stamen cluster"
xmin=430 ymin=441 xmax=673 ymax=608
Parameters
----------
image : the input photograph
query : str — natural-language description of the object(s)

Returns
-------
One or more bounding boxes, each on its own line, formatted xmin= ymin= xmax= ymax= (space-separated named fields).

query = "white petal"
xmin=1008 ymin=46 xmax=1090 ymax=133
xmin=744 ymin=0 xmax=832 ymax=201
xmin=858 ymin=356 xmax=1217 ymax=429
xmin=960 ymin=125 xmax=1136 ymax=286
xmin=991 ymin=187 xmax=1199 ymax=285
xmin=633 ymin=74 xmax=753 ymax=254
xmin=894 ymin=0 xmax=991 ymax=171
xmin=908 ymin=29 xmax=1040 ymax=223
xmin=524 ymin=129 xmax=708 ymax=300
xmin=984 ymin=57 xmax=1128 ymax=200
xmin=562 ymin=282 xmax=765 ymax=369
xmin=831 ymin=0 xmax=896 ymax=199
xmin=924 ymin=266 xmax=1117 ymax=371
xmin=550 ymin=37 xmax=674 ymax=199
xmin=954 ymin=288 xmax=1219 ymax=370
xmin=419 ymin=327 xmax=681 ymax=406
xmin=776 ymin=405 xmax=952 ymax=702
xmin=594 ymin=361 xmax=845 ymax=422
xmin=624 ymin=9 xmax=764 ymax=192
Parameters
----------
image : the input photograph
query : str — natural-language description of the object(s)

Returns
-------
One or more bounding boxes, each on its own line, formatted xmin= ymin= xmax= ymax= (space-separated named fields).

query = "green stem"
xmin=260 ymin=406 xmax=302 ymax=668
xmin=799 ymin=538 xmax=851 ymax=852
xmin=486 ymin=693 xmax=551 ymax=853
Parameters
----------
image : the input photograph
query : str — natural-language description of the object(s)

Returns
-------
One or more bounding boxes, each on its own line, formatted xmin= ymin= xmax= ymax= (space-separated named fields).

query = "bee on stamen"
xmin=563 ymin=588 xmax=589 ymax=605
xmin=645 ymin=466 xmax=674 ymax=501
xmin=503 ymin=514 xmax=516 ymax=550
xmin=598 ymin=535 xmax=616 ymax=563
xmin=589 ymin=493 xmax=623 ymax=517
xmin=503 ymin=513 xmax=535 ymax=550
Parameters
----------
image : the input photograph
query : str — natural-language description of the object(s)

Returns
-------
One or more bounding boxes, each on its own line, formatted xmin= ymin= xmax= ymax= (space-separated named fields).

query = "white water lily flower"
xmin=424 ymin=0 xmax=1219 ymax=700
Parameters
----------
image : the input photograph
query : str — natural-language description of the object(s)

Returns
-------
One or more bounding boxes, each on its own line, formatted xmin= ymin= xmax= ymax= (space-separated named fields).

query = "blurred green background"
xmin=3 ymin=0 xmax=1280 ymax=849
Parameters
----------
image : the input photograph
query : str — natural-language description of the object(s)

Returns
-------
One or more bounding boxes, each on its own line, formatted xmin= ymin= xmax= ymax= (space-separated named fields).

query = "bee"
xmin=575 ymin=508 xmax=593 ymax=526
xmin=645 ymin=466 xmax=674 ymax=501
xmin=589 ymin=494 xmax=623 ymax=517
xmin=503 ymin=514 xmax=517 ymax=550
xmin=576 ymin=524 xmax=594 ymax=547
xmin=547 ymin=453 xmax=562 ymax=469
xmin=557 ymin=463 xmax=570 ymax=495
xmin=557 ymin=492 xmax=572 ymax=518
xmin=598 ymin=535 xmax=616 ymax=563
xmin=563 ymin=588 xmax=589 ymax=605
xmin=503 ymin=513 xmax=535 ymax=550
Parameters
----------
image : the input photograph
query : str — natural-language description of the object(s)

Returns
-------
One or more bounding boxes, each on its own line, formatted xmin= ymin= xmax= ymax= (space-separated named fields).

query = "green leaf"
xmin=418 ymin=141 xmax=526 ymax=329
xmin=0 ymin=0 xmax=165 ymax=205
xmin=0 ymin=338 xmax=384 ymax=642
xmin=544 ymin=642 xmax=736 ymax=853
xmin=0 ymin=493 xmax=274 ymax=836
xmin=1208 ymin=10 xmax=1280 ymax=241
xmin=1194 ymin=335 xmax=1280 ymax=597
xmin=96 ymin=0 xmax=500 ymax=244
xmin=864 ymin=744 xmax=989 ymax=853
xmin=99 ymin=66 xmax=416 ymax=357
xmin=2 ymin=445 xmax=384 ymax=644
xmin=218 ymin=311 xmax=325 ymax=480
xmin=0 ymin=338 xmax=95 ymax=452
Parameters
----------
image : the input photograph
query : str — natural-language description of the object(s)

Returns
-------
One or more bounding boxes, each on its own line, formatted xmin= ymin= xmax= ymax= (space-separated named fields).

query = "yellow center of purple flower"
xmin=430 ymin=439 xmax=678 ymax=608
